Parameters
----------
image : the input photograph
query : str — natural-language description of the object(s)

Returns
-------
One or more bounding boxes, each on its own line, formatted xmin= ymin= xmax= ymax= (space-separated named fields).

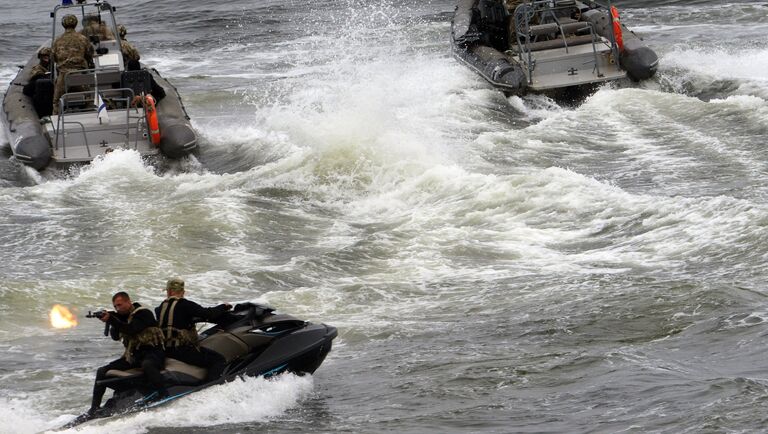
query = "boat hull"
xmin=1 ymin=57 xmax=197 ymax=171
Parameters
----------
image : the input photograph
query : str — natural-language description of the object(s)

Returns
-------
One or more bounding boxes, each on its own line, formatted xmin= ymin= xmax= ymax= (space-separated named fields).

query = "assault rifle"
xmin=86 ymin=310 xmax=110 ymax=319
xmin=86 ymin=310 xmax=115 ymax=336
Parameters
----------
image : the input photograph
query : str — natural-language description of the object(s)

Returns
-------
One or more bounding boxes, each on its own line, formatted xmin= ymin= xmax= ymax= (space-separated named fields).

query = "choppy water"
xmin=1 ymin=0 xmax=768 ymax=432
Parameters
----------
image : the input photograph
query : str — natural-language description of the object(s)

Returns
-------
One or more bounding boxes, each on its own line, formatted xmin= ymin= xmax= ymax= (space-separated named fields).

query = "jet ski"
xmin=451 ymin=0 xmax=659 ymax=97
xmin=62 ymin=303 xmax=337 ymax=429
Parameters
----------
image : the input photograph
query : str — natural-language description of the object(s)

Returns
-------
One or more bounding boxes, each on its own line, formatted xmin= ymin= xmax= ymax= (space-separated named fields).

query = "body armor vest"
xmin=157 ymin=297 xmax=199 ymax=348
xmin=121 ymin=306 xmax=164 ymax=363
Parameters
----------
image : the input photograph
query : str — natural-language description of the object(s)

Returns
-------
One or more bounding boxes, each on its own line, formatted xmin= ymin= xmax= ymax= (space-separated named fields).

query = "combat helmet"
xmin=37 ymin=47 xmax=52 ymax=59
xmin=61 ymin=14 xmax=78 ymax=29
xmin=118 ymin=24 xmax=127 ymax=38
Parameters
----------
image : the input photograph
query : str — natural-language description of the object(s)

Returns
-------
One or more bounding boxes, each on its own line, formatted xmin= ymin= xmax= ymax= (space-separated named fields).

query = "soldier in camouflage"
xmin=52 ymin=14 xmax=94 ymax=114
xmin=118 ymin=25 xmax=141 ymax=70
xmin=81 ymin=14 xmax=115 ymax=41
xmin=29 ymin=47 xmax=52 ymax=81
xmin=23 ymin=47 xmax=54 ymax=117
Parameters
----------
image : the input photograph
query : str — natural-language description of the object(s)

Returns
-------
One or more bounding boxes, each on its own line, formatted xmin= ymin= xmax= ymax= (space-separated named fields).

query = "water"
xmin=1 ymin=0 xmax=768 ymax=432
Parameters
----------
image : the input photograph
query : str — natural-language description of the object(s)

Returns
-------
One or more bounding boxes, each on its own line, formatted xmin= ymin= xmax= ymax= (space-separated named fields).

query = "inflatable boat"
xmin=451 ymin=0 xmax=658 ymax=96
xmin=1 ymin=0 xmax=197 ymax=171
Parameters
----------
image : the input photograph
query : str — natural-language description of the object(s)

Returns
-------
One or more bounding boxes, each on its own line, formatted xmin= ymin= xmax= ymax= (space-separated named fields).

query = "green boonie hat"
xmin=38 ymin=47 xmax=52 ymax=58
xmin=62 ymin=14 xmax=78 ymax=28
xmin=166 ymin=277 xmax=185 ymax=292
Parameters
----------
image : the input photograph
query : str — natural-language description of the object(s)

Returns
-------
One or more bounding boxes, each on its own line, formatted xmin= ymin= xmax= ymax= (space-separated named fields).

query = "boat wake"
xmin=660 ymin=46 xmax=768 ymax=100
xmin=61 ymin=374 xmax=314 ymax=434
xmin=0 ymin=374 xmax=314 ymax=434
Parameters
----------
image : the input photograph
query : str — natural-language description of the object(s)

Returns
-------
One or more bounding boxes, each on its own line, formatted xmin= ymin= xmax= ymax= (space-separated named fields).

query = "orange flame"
xmin=50 ymin=304 xmax=78 ymax=329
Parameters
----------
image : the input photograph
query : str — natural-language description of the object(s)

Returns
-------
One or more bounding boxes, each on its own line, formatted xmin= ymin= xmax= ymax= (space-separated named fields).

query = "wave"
xmin=52 ymin=374 xmax=315 ymax=434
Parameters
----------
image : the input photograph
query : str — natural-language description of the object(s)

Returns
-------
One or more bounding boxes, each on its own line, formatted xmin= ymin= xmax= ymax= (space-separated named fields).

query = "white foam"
xmin=507 ymin=94 xmax=566 ymax=121
xmin=0 ymin=66 xmax=18 ymax=94
xmin=57 ymin=374 xmax=313 ymax=433
xmin=663 ymin=46 xmax=768 ymax=83
xmin=0 ymin=395 xmax=66 ymax=434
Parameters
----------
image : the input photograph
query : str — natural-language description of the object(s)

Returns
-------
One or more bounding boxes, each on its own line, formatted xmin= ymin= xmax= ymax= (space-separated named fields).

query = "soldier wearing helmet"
xmin=30 ymin=47 xmax=52 ymax=81
xmin=117 ymin=24 xmax=141 ymax=70
xmin=115 ymin=24 xmax=165 ymax=101
xmin=23 ymin=47 xmax=55 ymax=117
xmin=52 ymin=14 xmax=94 ymax=114
xmin=81 ymin=14 xmax=115 ymax=41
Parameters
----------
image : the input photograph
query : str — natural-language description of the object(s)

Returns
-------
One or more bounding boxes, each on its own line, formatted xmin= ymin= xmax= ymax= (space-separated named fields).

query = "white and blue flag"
xmin=95 ymin=92 xmax=110 ymax=124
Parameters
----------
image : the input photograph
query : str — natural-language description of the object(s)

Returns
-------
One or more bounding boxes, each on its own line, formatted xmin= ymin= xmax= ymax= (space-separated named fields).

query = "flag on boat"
xmin=95 ymin=92 xmax=109 ymax=124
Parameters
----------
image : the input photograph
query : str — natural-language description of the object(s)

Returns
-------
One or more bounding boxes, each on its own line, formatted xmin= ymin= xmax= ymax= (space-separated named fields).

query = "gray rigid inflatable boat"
xmin=451 ymin=0 xmax=659 ymax=96
xmin=1 ymin=1 xmax=197 ymax=171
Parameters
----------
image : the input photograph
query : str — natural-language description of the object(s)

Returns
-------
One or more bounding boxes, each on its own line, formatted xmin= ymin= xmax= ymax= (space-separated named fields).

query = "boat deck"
xmin=518 ymin=37 xmax=627 ymax=91
xmin=44 ymin=107 xmax=158 ymax=163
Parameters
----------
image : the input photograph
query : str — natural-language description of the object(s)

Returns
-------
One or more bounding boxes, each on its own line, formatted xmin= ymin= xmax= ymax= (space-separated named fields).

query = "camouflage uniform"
xmin=29 ymin=47 xmax=52 ymax=80
xmin=504 ymin=0 xmax=526 ymax=11
xmin=29 ymin=64 xmax=49 ymax=81
xmin=29 ymin=63 xmax=49 ymax=80
xmin=118 ymin=26 xmax=141 ymax=63
xmin=52 ymin=15 xmax=94 ymax=114
xmin=23 ymin=48 xmax=54 ymax=117
xmin=81 ymin=16 xmax=115 ymax=41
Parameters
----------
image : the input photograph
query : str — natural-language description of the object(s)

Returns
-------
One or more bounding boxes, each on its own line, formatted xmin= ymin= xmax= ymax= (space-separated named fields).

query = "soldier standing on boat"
xmin=81 ymin=14 xmax=115 ymax=41
xmin=117 ymin=24 xmax=166 ymax=103
xmin=118 ymin=25 xmax=141 ymax=70
xmin=52 ymin=14 xmax=93 ymax=114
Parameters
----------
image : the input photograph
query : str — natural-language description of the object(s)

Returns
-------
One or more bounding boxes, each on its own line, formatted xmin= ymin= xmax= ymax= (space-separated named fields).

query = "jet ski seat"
xmin=163 ymin=358 xmax=207 ymax=385
xmin=102 ymin=358 xmax=207 ymax=387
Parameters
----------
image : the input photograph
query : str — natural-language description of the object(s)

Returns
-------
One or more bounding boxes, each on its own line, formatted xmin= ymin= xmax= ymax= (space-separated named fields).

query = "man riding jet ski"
xmin=64 ymin=300 xmax=337 ymax=429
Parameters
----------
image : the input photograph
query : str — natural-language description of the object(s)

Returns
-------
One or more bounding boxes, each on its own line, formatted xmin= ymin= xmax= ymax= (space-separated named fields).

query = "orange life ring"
xmin=610 ymin=6 xmax=624 ymax=52
xmin=144 ymin=95 xmax=161 ymax=146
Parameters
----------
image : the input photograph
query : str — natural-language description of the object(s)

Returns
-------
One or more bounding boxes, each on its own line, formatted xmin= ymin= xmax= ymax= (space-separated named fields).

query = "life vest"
xmin=157 ymin=297 xmax=199 ymax=348
xmin=121 ymin=306 xmax=165 ymax=363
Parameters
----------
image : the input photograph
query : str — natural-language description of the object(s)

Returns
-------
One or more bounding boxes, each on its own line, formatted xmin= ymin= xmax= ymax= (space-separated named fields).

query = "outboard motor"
xmin=621 ymin=39 xmax=659 ymax=81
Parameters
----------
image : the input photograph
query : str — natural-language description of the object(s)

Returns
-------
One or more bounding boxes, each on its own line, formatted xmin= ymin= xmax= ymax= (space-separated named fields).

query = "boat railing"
xmin=512 ymin=0 xmax=606 ymax=85
xmin=54 ymin=87 xmax=142 ymax=159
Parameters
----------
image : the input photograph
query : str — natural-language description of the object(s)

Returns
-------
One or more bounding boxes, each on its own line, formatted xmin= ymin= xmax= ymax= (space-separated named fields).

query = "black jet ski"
xmin=63 ymin=303 xmax=337 ymax=429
